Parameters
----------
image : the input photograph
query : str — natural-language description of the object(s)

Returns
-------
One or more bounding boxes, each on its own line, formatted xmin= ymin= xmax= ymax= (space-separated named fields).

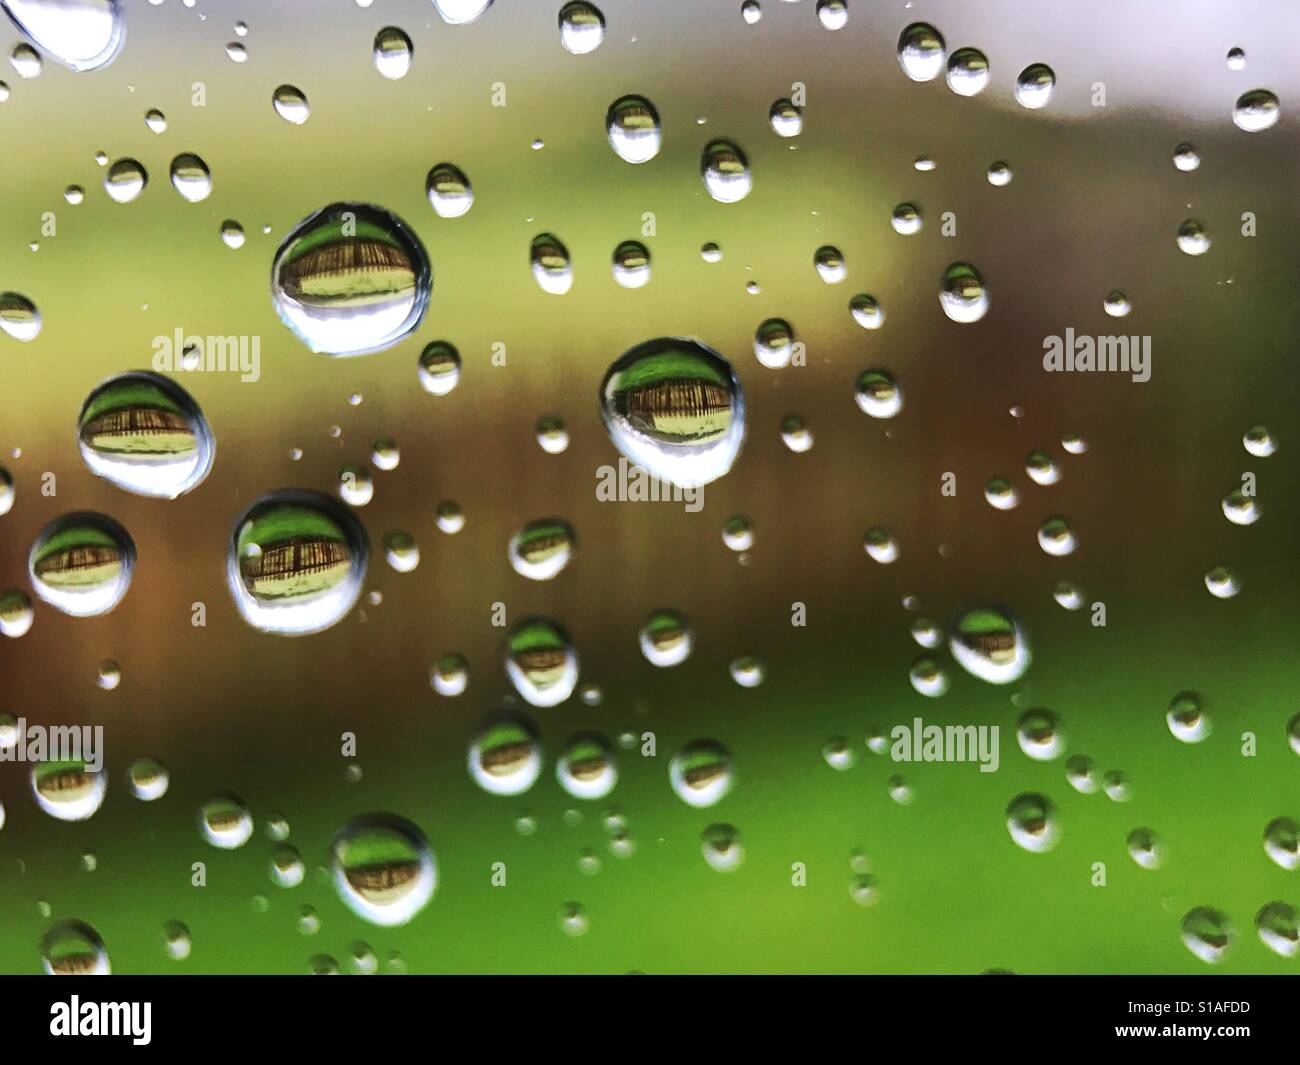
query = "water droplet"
xmin=754 ymin=317 xmax=795 ymax=368
xmin=1037 ymin=516 xmax=1076 ymax=556
xmin=469 ymin=711 xmax=542 ymax=795
xmin=702 ymin=823 xmax=745 ymax=870
xmin=559 ymin=1 xmax=604 ymax=53
xmin=1243 ymin=425 xmax=1275 ymax=457
xmin=612 ymin=240 xmax=651 ymax=287
xmin=1016 ymin=709 xmax=1064 ymax=760
xmin=1221 ymin=488 xmax=1260 ymax=526
xmin=1177 ymin=217 xmax=1214 ymax=256
xmin=729 ymin=655 xmax=766 ymax=688
xmin=103 ymin=157 xmax=147 ymax=202
xmin=530 ymin=232 xmax=573 ymax=294
xmin=3 ymin=0 xmax=124 ymax=70
xmin=272 ymin=84 xmax=309 ymax=124
xmin=720 ymin=515 xmax=754 ymax=554
xmin=429 ymin=653 xmax=469 ymax=697
xmin=505 ymin=617 xmax=579 ymax=707
xmin=1025 ymin=450 xmax=1060 ymax=485
xmin=849 ymin=292 xmax=884 ymax=329
xmin=1126 ymin=828 xmax=1165 ymax=870
xmin=1233 ymin=89 xmax=1279 ymax=132
xmin=1181 ymin=907 xmax=1233 ymax=964
xmin=854 ymin=369 xmax=902 ymax=418
xmin=297 ymin=905 xmax=321 ymax=935
xmin=1226 ymin=47 xmax=1246 ymax=71
xmin=701 ymin=139 xmax=752 ymax=202
xmin=220 ymin=219 xmax=245 ymax=248
xmin=509 ymin=518 xmax=576 ymax=581
xmin=331 ymin=813 xmax=436 ymax=926
xmin=939 ymin=262 xmax=989 ymax=323
xmin=199 ymin=793 xmax=253 ymax=848
xmin=780 ymin=413 xmax=813 ymax=452
xmin=984 ymin=476 xmax=1019 ymax=510
xmin=890 ymin=202 xmax=922 ymax=235
xmin=639 ymin=608 xmax=694 ymax=667
xmin=986 ymin=160 xmax=1012 ymax=186
xmin=1053 ymin=581 xmax=1085 ymax=611
xmin=64 ymin=184 xmax=84 ymax=204
xmin=1204 ymin=565 xmax=1240 ymax=599
xmin=337 ymin=462 xmax=373 ymax=506
xmin=1257 ymin=902 xmax=1299 ymax=958
xmin=557 ymin=733 xmax=617 ymax=800
xmin=373 ymin=27 xmax=413 ymax=79
xmin=169 ymin=152 xmax=211 ymax=202
xmin=225 ymin=41 xmax=246 ymax=63
xmin=163 ymin=920 xmax=191 ymax=960
xmin=769 ymin=97 xmax=802 ymax=137
xmin=536 ymin=415 xmax=569 ymax=453
xmin=1263 ymin=817 xmax=1299 ymax=871
xmin=32 ymin=760 xmax=106 ymax=821
xmin=1014 ymin=63 xmax=1055 ymax=109
xmin=1171 ymin=141 xmax=1200 ymax=171
xmin=0 ymin=588 xmax=33 ymax=637
xmin=77 ymin=371 xmax=214 ymax=498
xmin=559 ymin=902 xmax=589 ymax=937
xmin=42 ymin=920 xmax=109 ymax=975
xmin=897 ymin=22 xmax=945 ymax=82
xmin=1006 ymin=793 xmax=1060 ymax=853
xmin=126 ymin=758 xmax=168 ymax=801
xmin=1065 ymin=755 xmax=1098 ymax=794
xmin=227 ymin=489 xmax=369 ymax=635
xmin=1103 ymin=769 xmax=1131 ymax=802
xmin=741 ymin=0 xmax=761 ymax=23
xmin=909 ymin=655 xmax=949 ymax=697
xmin=435 ymin=499 xmax=465 ymax=534
xmin=425 ymin=162 xmax=472 ymax=218
xmin=1103 ymin=290 xmax=1130 ymax=317
xmin=701 ymin=241 xmax=723 ymax=263
xmin=29 ymin=512 xmax=134 ymax=617
xmin=95 ymin=658 xmax=120 ymax=690
xmin=947 ymin=47 xmax=989 ymax=96
xmin=10 ymin=41 xmax=42 ymax=77
xmin=670 ymin=740 xmax=734 ymax=808
xmin=433 ymin=0 xmax=492 ymax=23
xmin=949 ymin=607 xmax=1031 ymax=685
xmin=0 ymin=291 xmax=40 ymax=341
xmin=599 ymin=336 xmax=745 ymax=488
xmin=272 ymin=203 xmax=430 ymax=356
xmin=863 ymin=525 xmax=899 ymax=563
xmin=383 ymin=529 xmax=419 ymax=573
xmin=607 ymin=95 xmax=661 ymax=163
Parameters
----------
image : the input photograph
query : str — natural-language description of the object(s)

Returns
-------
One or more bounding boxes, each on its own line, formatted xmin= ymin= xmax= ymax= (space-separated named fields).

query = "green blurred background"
xmin=0 ymin=0 xmax=1297 ymax=973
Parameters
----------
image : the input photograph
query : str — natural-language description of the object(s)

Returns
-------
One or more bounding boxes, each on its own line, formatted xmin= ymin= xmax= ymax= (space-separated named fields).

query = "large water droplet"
xmin=1257 ymin=901 xmax=1299 ymax=958
xmin=947 ymin=47 xmax=989 ymax=96
xmin=272 ymin=84 xmax=310 ymax=124
xmin=1263 ymin=817 xmax=1299 ymax=871
xmin=31 ymin=760 xmax=107 ymax=821
xmin=897 ymin=22 xmax=944 ymax=81
xmin=559 ymin=1 xmax=604 ymax=54
xmin=468 ymin=711 xmax=542 ymax=795
xmin=169 ymin=152 xmax=211 ymax=202
xmin=1014 ymin=63 xmax=1055 ymax=109
xmin=1180 ymin=907 xmax=1233 ymax=964
xmin=599 ymin=336 xmax=745 ymax=488
xmin=433 ymin=0 xmax=491 ymax=24
xmin=606 ymin=95 xmax=661 ymax=163
xmin=373 ymin=26 xmax=412 ymax=78
xmin=0 ymin=291 xmax=40 ymax=340
xmin=1233 ymin=89 xmax=1279 ymax=132
xmin=530 ymin=232 xmax=573 ymax=294
xmin=418 ymin=340 xmax=460 ymax=395
xmin=76 ymin=371 xmax=214 ymax=498
xmin=504 ymin=616 xmax=579 ymax=707
xmin=1006 ymin=792 xmax=1060 ymax=853
xmin=557 ymin=732 xmax=617 ymax=800
xmin=612 ymin=240 xmax=651 ymax=287
xmin=754 ymin=317 xmax=795 ymax=368
xmin=41 ymin=919 xmax=109 ymax=974
xmin=639 ymin=608 xmax=693 ymax=667
xmin=939 ymin=262 xmax=989 ymax=323
xmin=949 ymin=607 xmax=1031 ymax=684
xmin=29 ymin=512 xmax=134 ymax=617
xmin=669 ymin=739 xmax=734 ymax=808
xmin=508 ymin=518 xmax=576 ymax=581
xmin=198 ymin=792 xmax=253 ymax=848
xmin=854 ymin=369 xmax=902 ymax=418
xmin=226 ymin=489 xmax=368 ymax=635
xmin=701 ymin=139 xmax=752 ymax=203
xmin=426 ymin=162 xmax=472 ymax=218
xmin=271 ymin=202 xmax=431 ymax=356
xmin=1 ymin=0 xmax=122 ymax=71
xmin=331 ymin=813 xmax=436 ymax=926
xmin=103 ymin=157 xmax=146 ymax=203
